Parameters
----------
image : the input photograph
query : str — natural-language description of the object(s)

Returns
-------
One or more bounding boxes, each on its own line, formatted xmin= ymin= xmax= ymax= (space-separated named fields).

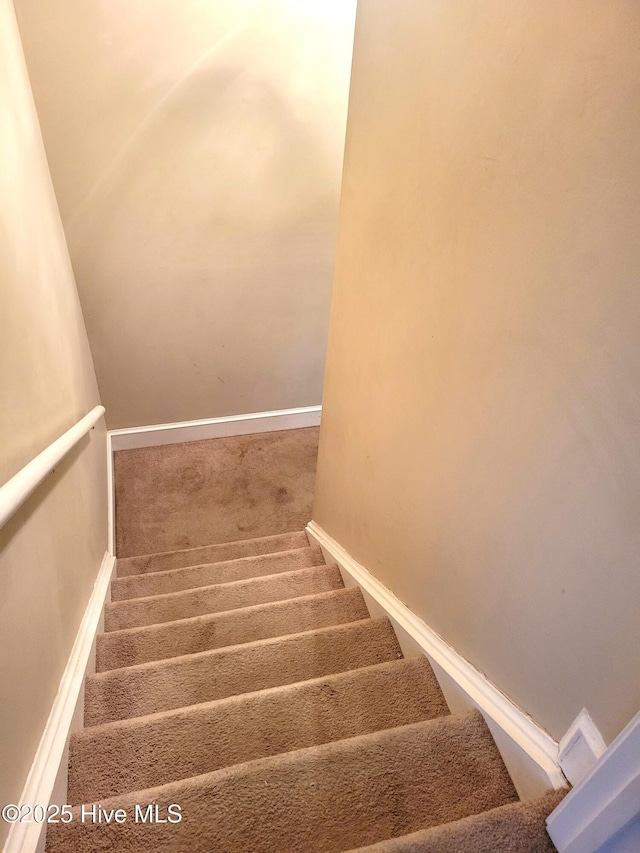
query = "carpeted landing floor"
xmin=114 ymin=427 xmax=319 ymax=557
xmin=48 ymin=529 xmax=564 ymax=851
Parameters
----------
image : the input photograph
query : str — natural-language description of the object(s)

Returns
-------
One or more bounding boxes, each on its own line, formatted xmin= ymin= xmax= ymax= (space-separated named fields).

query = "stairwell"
xmin=47 ymin=530 xmax=563 ymax=851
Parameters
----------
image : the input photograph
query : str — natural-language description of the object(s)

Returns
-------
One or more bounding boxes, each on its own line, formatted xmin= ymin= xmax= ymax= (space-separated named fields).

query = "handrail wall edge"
xmin=0 ymin=405 xmax=105 ymax=530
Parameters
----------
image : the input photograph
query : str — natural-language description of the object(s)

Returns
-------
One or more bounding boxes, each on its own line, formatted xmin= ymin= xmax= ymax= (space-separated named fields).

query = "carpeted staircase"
xmin=47 ymin=530 xmax=563 ymax=851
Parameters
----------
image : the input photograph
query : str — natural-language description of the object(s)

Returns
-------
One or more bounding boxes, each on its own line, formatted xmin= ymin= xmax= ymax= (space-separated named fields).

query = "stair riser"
xmin=69 ymin=658 xmax=448 ymax=803
xmin=111 ymin=546 xmax=325 ymax=601
xmin=116 ymin=531 xmax=310 ymax=577
xmin=97 ymin=588 xmax=369 ymax=671
xmin=85 ymin=619 xmax=401 ymax=725
xmin=104 ymin=564 xmax=343 ymax=631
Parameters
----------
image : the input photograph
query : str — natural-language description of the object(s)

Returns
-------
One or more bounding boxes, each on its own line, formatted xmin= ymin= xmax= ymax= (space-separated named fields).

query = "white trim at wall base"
xmin=4 ymin=551 xmax=116 ymax=853
xmin=106 ymin=431 xmax=115 ymax=556
xmin=109 ymin=406 xmax=322 ymax=452
xmin=557 ymin=707 xmax=607 ymax=787
xmin=547 ymin=711 xmax=640 ymax=853
xmin=306 ymin=521 xmax=567 ymax=797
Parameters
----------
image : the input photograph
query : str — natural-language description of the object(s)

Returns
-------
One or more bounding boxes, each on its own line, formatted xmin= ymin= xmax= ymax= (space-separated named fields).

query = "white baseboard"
xmin=306 ymin=521 xmax=567 ymax=799
xmin=547 ymin=711 xmax=640 ymax=853
xmin=109 ymin=406 xmax=322 ymax=452
xmin=4 ymin=551 xmax=116 ymax=853
xmin=106 ymin=431 xmax=115 ymax=556
xmin=557 ymin=707 xmax=607 ymax=787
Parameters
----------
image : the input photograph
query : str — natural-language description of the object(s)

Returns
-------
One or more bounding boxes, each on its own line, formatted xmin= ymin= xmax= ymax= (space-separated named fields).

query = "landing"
xmin=114 ymin=427 xmax=319 ymax=557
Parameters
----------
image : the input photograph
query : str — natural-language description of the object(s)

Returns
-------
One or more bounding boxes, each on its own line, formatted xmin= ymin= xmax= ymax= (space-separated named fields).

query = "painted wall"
xmin=0 ymin=0 xmax=107 ymax=837
xmin=14 ymin=0 xmax=356 ymax=429
xmin=601 ymin=814 xmax=640 ymax=853
xmin=315 ymin=0 xmax=640 ymax=746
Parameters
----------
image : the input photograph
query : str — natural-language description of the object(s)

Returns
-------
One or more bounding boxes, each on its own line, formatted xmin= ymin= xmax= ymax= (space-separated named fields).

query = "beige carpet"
xmin=348 ymin=791 xmax=566 ymax=852
xmin=49 ymin=529 xmax=563 ymax=851
xmin=114 ymin=428 xmax=319 ymax=557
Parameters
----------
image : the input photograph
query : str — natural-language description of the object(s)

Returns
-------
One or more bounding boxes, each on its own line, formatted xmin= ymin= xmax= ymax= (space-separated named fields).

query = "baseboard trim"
xmin=547 ymin=711 xmax=640 ymax=853
xmin=4 ymin=551 xmax=116 ymax=853
xmin=306 ymin=521 xmax=566 ymax=794
xmin=106 ymin=431 xmax=115 ymax=556
xmin=109 ymin=406 xmax=322 ymax=452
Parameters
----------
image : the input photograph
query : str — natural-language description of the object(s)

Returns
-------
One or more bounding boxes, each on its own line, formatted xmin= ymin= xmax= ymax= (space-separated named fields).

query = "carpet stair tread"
xmin=111 ymin=545 xmax=325 ymax=600
xmin=85 ymin=616 xmax=402 ymax=725
xmin=97 ymin=586 xmax=369 ymax=671
xmin=115 ymin=530 xmax=310 ymax=577
xmin=50 ymin=711 xmax=518 ymax=853
xmin=53 ymin=529 xmax=561 ymax=853
xmin=104 ymin=562 xmax=344 ymax=631
xmin=345 ymin=790 xmax=565 ymax=852
xmin=69 ymin=657 xmax=449 ymax=803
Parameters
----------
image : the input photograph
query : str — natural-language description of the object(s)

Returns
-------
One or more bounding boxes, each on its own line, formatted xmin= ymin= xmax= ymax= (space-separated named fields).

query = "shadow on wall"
xmin=67 ymin=41 xmax=337 ymax=244
xmin=72 ymin=60 xmax=338 ymax=427
xmin=15 ymin=0 xmax=357 ymax=429
xmin=70 ymin=46 xmax=346 ymax=428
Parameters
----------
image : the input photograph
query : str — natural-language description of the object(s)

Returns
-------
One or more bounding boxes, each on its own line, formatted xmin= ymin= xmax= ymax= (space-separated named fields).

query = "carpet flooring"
xmin=114 ymin=428 xmax=319 ymax=557
xmin=49 ymin=526 xmax=563 ymax=851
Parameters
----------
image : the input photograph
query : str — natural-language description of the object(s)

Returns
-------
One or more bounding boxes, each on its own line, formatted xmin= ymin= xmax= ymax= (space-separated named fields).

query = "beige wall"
xmin=0 ymin=5 xmax=100 ymax=484
xmin=14 ymin=0 xmax=356 ymax=429
xmin=0 ymin=0 xmax=107 ymax=836
xmin=315 ymin=0 xmax=640 ymax=745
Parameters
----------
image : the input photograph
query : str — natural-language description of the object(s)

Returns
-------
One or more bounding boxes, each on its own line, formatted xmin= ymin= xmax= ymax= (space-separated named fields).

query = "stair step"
xmin=345 ymin=790 xmax=565 ymax=852
xmin=85 ymin=617 xmax=402 ymax=725
xmin=111 ymin=545 xmax=325 ymax=601
xmin=48 ymin=711 xmax=517 ymax=853
xmin=104 ymin=563 xmax=343 ymax=631
xmin=97 ymin=587 xmax=369 ymax=671
xmin=116 ymin=530 xmax=310 ymax=577
xmin=69 ymin=657 xmax=449 ymax=803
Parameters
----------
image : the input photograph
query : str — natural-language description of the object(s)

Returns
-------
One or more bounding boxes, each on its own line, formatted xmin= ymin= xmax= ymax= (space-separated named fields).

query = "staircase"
xmin=48 ymin=530 xmax=562 ymax=851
